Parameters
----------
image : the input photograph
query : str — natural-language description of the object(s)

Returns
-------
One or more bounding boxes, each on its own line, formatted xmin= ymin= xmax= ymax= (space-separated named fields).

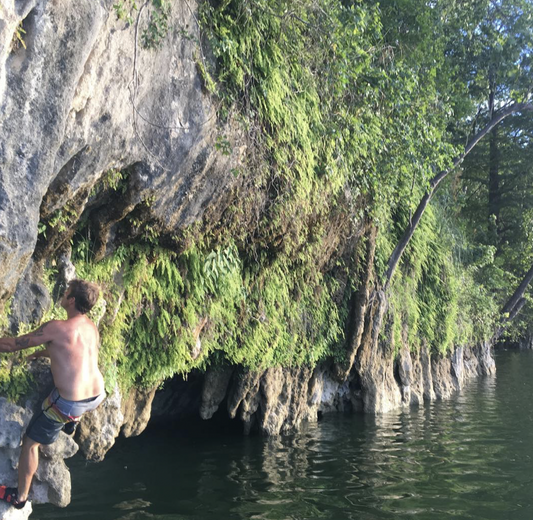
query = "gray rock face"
xmin=0 ymin=0 xmax=243 ymax=300
xmin=8 ymin=261 xmax=50 ymax=334
xmin=310 ymin=365 xmax=352 ymax=413
xmin=474 ymin=341 xmax=496 ymax=375
xmin=172 ymin=338 xmax=496 ymax=436
xmin=0 ymin=0 xmax=249 ymax=500
xmin=0 ymin=503 xmax=32 ymax=520
xmin=199 ymin=366 xmax=234 ymax=421
xmin=397 ymin=347 xmax=417 ymax=405
xmin=356 ymin=342 xmax=495 ymax=414
xmin=0 ymin=399 xmax=29 ymax=449
xmin=76 ymin=386 xmax=123 ymax=461
xmin=227 ymin=369 xmax=263 ymax=434
xmin=121 ymin=385 xmax=158 ymax=438
xmin=189 ymin=337 xmax=494 ymax=434
xmin=203 ymin=365 xmax=319 ymax=435
xmin=259 ymin=366 xmax=314 ymax=435
xmin=354 ymin=293 xmax=403 ymax=414
xmin=75 ymin=381 xmax=163 ymax=459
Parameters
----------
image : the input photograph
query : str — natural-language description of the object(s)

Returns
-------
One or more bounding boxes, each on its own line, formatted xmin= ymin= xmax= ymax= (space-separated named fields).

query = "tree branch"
xmin=501 ymin=263 xmax=533 ymax=317
xmin=494 ymin=297 xmax=527 ymax=342
xmin=384 ymin=102 xmax=533 ymax=291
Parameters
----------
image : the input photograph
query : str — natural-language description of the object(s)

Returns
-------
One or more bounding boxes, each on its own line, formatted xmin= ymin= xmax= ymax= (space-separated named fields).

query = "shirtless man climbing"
xmin=0 ymin=279 xmax=106 ymax=510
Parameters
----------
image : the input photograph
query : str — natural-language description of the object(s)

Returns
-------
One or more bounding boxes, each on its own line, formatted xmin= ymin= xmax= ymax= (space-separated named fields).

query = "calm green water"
xmin=34 ymin=351 xmax=533 ymax=519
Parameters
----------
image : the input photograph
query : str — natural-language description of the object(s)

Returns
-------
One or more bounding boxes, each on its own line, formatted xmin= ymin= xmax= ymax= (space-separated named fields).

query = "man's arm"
xmin=0 ymin=322 xmax=57 ymax=353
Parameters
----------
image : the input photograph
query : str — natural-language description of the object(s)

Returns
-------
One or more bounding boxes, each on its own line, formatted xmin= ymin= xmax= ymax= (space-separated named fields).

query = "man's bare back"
xmin=33 ymin=316 xmax=105 ymax=401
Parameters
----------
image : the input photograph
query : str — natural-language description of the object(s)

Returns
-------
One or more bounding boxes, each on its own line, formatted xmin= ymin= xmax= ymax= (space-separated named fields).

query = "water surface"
xmin=35 ymin=351 xmax=533 ymax=519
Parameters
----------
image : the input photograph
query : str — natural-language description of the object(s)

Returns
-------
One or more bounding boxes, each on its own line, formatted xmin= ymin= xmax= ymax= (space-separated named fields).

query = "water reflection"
xmin=226 ymin=371 xmax=510 ymax=520
xmin=34 ymin=352 xmax=533 ymax=520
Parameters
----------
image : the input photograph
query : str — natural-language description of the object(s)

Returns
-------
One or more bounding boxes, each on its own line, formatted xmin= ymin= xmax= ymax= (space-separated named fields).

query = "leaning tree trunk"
xmin=493 ymin=263 xmax=533 ymax=341
xmin=384 ymin=102 xmax=533 ymax=292
xmin=501 ymin=264 xmax=533 ymax=317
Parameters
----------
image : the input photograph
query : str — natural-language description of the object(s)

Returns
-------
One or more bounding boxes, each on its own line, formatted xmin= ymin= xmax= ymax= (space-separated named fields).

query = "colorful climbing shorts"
xmin=25 ymin=388 xmax=106 ymax=445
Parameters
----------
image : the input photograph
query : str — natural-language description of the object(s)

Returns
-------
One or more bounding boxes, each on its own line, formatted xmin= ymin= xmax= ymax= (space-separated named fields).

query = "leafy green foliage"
xmin=382 ymin=202 xmax=499 ymax=355
xmin=90 ymin=169 xmax=128 ymax=199
xmin=86 ymin=0 xmax=533 ymax=378
xmin=71 ymin=238 xmax=342 ymax=392
xmin=0 ymin=290 xmax=63 ymax=403
xmin=142 ymin=0 xmax=170 ymax=49
xmin=113 ymin=0 xmax=170 ymax=49
xmin=113 ymin=1 xmax=137 ymax=24
xmin=11 ymin=22 xmax=26 ymax=52
xmin=0 ymin=357 xmax=32 ymax=403
xmin=445 ymin=0 xmax=533 ymax=341
xmin=38 ymin=202 xmax=79 ymax=238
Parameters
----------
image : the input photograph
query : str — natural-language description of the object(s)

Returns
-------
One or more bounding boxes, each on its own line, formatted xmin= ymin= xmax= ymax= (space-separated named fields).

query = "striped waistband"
xmin=42 ymin=388 xmax=105 ymax=424
xmin=42 ymin=391 xmax=78 ymax=424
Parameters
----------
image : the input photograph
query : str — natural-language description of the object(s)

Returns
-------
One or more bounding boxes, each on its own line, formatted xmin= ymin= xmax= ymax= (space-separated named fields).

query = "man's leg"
xmin=17 ymin=435 xmax=40 ymax=502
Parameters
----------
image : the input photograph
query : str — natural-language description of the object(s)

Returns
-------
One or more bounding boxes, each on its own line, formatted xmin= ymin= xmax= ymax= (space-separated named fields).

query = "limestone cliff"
xmin=0 ymin=0 xmax=497 ymax=516
xmin=0 ymin=0 xmax=242 ymax=300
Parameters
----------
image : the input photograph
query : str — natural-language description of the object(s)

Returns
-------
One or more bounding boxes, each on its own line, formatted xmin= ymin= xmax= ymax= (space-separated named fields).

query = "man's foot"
xmin=0 ymin=486 xmax=27 ymax=509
